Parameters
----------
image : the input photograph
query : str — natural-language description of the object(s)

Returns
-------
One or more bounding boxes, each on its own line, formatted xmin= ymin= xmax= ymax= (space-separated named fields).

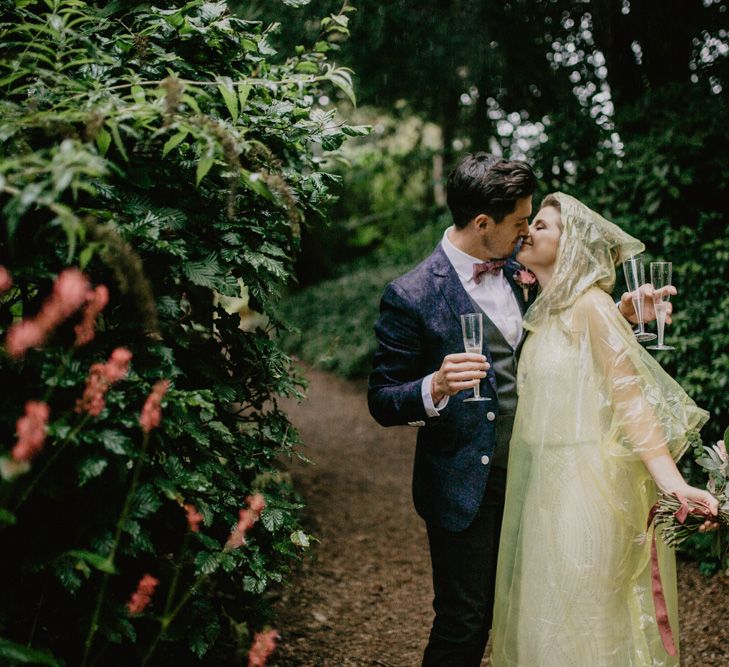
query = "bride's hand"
xmin=677 ymin=484 xmax=720 ymax=516
xmin=618 ymin=284 xmax=677 ymax=325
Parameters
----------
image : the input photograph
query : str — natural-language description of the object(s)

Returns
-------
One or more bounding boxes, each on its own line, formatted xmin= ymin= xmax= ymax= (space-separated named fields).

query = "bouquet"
xmin=653 ymin=427 xmax=729 ymax=556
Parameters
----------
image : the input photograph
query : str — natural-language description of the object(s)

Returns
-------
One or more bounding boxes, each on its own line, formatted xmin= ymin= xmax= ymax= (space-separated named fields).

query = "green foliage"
xmin=0 ymin=0 xmax=361 ymax=664
xmin=296 ymin=112 xmax=440 ymax=285
xmin=278 ymin=213 xmax=447 ymax=378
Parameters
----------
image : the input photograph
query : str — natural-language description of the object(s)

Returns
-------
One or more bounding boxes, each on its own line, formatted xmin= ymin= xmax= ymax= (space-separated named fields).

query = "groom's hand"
xmin=618 ymin=284 xmax=677 ymax=325
xmin=431 ymin=353 xmax=490 ymax=404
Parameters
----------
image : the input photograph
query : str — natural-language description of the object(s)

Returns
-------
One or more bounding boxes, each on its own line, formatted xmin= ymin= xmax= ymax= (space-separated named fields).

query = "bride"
xmin=490 ymin=193 xmax=718 ymax=666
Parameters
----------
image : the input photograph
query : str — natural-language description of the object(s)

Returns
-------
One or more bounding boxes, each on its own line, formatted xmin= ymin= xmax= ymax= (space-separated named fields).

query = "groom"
xmin=367 ymin=152 xmax=665 ymax=666
xmin=368 ymin=153 xmax=534 ymax=666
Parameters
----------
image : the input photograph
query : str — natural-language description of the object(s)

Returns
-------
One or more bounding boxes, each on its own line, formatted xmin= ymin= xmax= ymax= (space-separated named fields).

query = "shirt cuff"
xmin=422 ymin=373 xmax=449 ymax=417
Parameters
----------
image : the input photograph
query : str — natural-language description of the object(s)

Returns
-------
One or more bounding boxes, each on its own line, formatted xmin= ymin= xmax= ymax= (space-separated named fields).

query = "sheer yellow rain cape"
xmin=490 ymin=193 xmax=708 ymax=667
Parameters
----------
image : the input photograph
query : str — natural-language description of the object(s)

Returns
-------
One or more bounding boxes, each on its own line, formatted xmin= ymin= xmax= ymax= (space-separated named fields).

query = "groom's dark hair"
xmin=446 ymin=153 xmax=536 ymax=228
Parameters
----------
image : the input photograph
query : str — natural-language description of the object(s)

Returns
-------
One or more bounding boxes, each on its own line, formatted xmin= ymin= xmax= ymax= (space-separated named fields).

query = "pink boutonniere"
xmin=513 ymin=268 xmax=537 ymax=301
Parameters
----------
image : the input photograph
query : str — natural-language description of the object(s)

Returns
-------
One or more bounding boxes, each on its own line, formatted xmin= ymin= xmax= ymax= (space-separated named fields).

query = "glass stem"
xmin=632 ymin=293 xmax=645 ymax=334
xmin=656 ymin=304 xmax=666 ymax=346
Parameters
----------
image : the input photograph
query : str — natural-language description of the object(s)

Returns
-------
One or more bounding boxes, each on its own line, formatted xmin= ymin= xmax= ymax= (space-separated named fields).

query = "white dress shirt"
xmin=421 ymin=227 xmax=523 ymax=416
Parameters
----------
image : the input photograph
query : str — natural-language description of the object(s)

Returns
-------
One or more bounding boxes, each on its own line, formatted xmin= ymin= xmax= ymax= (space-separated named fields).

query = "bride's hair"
xmin=540 ymin=194 xmax=561 ymax=212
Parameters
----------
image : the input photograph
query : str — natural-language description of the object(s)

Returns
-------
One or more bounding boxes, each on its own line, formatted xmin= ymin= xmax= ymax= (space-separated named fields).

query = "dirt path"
xmin=270 ymin=366 xmax=729 ymax=667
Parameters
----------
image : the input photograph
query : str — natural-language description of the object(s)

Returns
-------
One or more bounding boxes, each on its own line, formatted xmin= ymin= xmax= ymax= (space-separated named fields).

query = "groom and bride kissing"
xmin=368 ymin=153 xmax=718 ymax=667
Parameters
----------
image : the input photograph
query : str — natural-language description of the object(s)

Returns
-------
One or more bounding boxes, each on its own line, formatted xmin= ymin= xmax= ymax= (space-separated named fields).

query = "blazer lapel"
xmin=504 ymin=258 xmax=528 ymax=315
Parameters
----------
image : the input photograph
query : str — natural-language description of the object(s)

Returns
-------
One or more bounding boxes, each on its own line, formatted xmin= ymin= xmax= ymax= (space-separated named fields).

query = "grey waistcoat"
xmin=468 ymin=296 xmax=522 ymax=468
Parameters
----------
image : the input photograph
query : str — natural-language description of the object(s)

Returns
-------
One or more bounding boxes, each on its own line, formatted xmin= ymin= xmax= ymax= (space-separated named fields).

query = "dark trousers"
xmin=421 ymin=466 xmax=507 ymax=667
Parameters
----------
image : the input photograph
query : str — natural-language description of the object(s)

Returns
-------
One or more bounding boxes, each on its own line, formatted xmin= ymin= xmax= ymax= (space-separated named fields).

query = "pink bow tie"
xmin=472 ymin=260 xmax=506 ymax=284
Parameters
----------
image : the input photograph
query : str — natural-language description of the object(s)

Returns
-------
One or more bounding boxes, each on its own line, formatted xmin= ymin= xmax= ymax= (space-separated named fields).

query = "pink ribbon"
xmin=647 ymin=493 xmax=714 ymax=656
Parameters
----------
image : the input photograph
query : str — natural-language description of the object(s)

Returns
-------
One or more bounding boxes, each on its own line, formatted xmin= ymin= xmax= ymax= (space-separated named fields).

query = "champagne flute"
xmin=460 ymin=313 xmax=490 ymax=402
xmin=647 ymin=261 xmax=675 ymax=351
xmin=621 ymin=255 xmax=657 ymax=343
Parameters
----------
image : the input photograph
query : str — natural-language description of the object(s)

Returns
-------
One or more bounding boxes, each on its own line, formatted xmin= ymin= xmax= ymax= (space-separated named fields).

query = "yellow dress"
xmin=490 ymin=194 xmax=708 ymax=667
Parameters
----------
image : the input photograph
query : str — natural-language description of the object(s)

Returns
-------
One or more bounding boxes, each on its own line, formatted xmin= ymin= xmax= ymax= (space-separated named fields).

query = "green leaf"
xmin=79 ymin=243 xmax=98 ymax=269
xmin=184 ymin=252 xmax=224 ymax=289
xmin=162 ymin=129 xmax=189 ymax=157
xmin=0 ymin=639 xmax=60 ymax=666
xmin=78 ymin=457 xmax=109 ymax=485
xmin=723 ymin=426 xmax=728 ymax=445
xmin=0 ymin=509 xmax=17 ymax=526
xmin=696 ymin=456 xmax=721 ymax=472
xmin=261 ymin=507 xmax=285 ymax=532
xmin=217 ymin=77 xmax=238 ymax=123
xmin=241 ymin=170 xmax=273 ymax=201
xmin=131 ymin=485 xmax=162 ymax=518
xmin=290 ymin=530 xmax=310 ymax=548
xmin=326 ymin=66 xmax=356 ymax=106
xmin=196 ymin=151 xmax=215 ymax=186
xmin=96 ymin=127 xmax=111 ymax=156
xmin=243 ymin=575 xmax=266 ymax=593
xmin=131 ymin=85 xmax=146 ymax=104
xmin=101 ymin=430 xmax=132 ymax=455
xmin=0 ymin=69 xmax=32 ymax=88
xmin=206 ymin=420 xmax=234 ymax=443
xmin=65 ymin=550 xmax=116 ymax=574
xmin=238 ymin=83 xmax=251 ymax=108
xmin=243 ymin=250 xmax=287 ymax=279
xmin=294 ymin=61 xmax=319 ymax=75
xmin=181 ymin=93 xmax=201 ymax=114
xmin=342 ymin=125 xmax=371 ymax=138
xmin=108 ymin=122 xmax=128 ymax=161
xmin=194 ymin=551 xmax=220 ymax=575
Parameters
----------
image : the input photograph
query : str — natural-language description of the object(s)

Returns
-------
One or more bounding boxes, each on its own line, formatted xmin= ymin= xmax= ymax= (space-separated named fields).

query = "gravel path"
xmin=270 ymin=366 xmax=729 ymax=666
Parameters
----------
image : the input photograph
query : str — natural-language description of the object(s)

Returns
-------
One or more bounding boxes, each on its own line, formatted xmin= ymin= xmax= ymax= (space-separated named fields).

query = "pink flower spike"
xmin=53 ymin=269 xmax=90 ymax=318
xmin=184 ymin=503 xmax=204 ymax=532
xmin=75 ymin=349 xmax=132 ymax=416
xmin=3 ymin=268 xmax=91 ymax=358
xmin=103 ymin=347 xmax=132 ymax=383
xmin=139 ymin=380 xmax=171 ymax=433
xmin=74 ymin=284 xmax=110 ymax=347
xmin=11 ymin=400 xmax=50 ymax=463
xmin=5 ymin=320 xmax=45 ymax=359
xmin=224 ymin=495 xmax=266 ymax=551
xmin=248 ymin=629 xmax=279 ymax=667
xmin=246 ymin=493 xmax=266 ymax=514
xmin=126 ymin=574 xmax=159 ymax=616
xmin=0 ymin=266 xmax=12 ymax=292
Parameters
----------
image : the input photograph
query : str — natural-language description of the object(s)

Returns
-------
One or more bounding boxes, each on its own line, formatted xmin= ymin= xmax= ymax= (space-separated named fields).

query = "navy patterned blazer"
xmin=368 ymin=243 xmax=535 ymax=532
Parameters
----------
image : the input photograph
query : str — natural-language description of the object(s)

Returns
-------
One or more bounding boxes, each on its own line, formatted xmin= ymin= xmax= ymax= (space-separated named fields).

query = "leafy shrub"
xmin=295 ymin=112 xmax=442 ymax=285
xmin=0 ymin=1 xmax=363 ymax=664
xmin=574 ymin=84 xmax=729 ymax=448
xmin=279 ymin=213 xmax=448 ymax=378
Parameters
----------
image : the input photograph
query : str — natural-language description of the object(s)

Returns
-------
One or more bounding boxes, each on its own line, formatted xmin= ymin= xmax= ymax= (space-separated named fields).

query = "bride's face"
xmin=516 ymin=205 xmax=562 ymax=270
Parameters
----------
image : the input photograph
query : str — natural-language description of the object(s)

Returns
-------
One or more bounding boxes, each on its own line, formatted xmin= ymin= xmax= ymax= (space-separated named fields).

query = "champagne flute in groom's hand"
xmin=461 ymin=313 xmax=490 ymax=402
